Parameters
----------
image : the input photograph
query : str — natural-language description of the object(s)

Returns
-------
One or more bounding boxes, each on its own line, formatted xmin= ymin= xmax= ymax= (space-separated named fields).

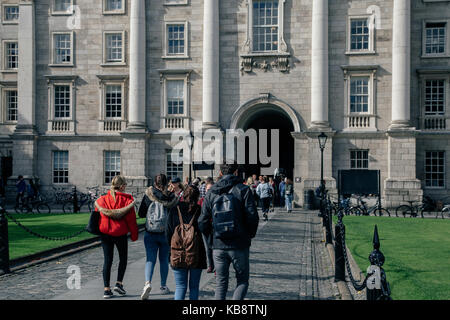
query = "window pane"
xmin=104 ymin=151 xmax=121 ymax=184
xmin=6 ymin=90 xmax=18 ymax=122
xmin=54 ymin=85 xmax=71 ymax=118
xmin=106 ymin=0 xmax=123 ymax=11
xmin=424 ymin=80 xmax=445 ymax=115
xmin=167 ymin=150 xmax=183 ymax=181
xmin=105 ymin=85 xmax=122 ymax=118
xmin=252 ymin=0 xmax=279 ymax=52
xmin=350 ymin=150 xmax=369 ymax=169
xmin=54 ymin=34 xmax=71 ymax=64
xmin=53 ymin=151 xmax=69 ymax=184
xmin=167 ymin=24 xmax=186 ymax=55
xmin=350 ymin=19 xmax=369 ymax=51
xmin=350 ymin=77 xmax=369 ymax=113
xmin=55 ymin=0 xmax=71 ymax=12
xmin=4 ymin=6 xmax=19 ymax=21
xmin=425 ymin=151 xmax=445 ymax=188
xmin=167 ymin=80 xmax=184 ymax=115
xmin=6 ymin=42 xmax=18 ymax=69
xmin=106 ymin=34 xmax=123 ymax=62
xmin=425 ymin=22 xmax=446 ymax=54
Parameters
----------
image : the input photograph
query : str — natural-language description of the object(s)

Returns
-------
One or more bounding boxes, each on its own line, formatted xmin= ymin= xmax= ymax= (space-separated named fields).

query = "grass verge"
xmin=6 ymin=212 xmax=146 ymax=260
xmin=336 ymin=216 xmax=450 ymax=300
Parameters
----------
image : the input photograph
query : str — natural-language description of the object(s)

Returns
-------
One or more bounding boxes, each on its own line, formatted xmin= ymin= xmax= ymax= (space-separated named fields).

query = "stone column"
xmin=384 ymin=0 xmax=422 ymax=208
xmin=310 ymin=0 xmax=329 ymax=128
xmin=11 ymin=0 xmax=37 ymax=180
xmin=391 ymin=0 xmax=410 ymax=128
xmin=121 ymin=0 xmax=149 ymax=192
xmin=202 ymin=0 xmax=219 ymax=128
xmin=127 ymin=0 xmax=146 ymax=132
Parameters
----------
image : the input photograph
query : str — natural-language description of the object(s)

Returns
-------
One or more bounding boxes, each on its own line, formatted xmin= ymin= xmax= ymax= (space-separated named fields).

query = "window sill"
xmin=0 ymin=69 xmax=18 ymax=73
xmin=345 ymin=50 xmax=376 ymax=56
xmin=162 ymin=55 xmax=190 ymax=60
xmin=421 ymin=54 xmax=450 ymax=59
xmin=2 ymin=21 xmax=18 ymax=25
xmin=48 ymin=64 xmax=75 ymax=68
xmin=163 ymin=1 xmax=189 ymax=6
xmin=102 ymin=10 xmax=126 ymax=15
xmin=50 ymin=11 xmax=74 ymax=16
xmin=101 ymin=63 xmax=127 ymax=67
xmin=241 ymin=52 xmax=290 ymax=58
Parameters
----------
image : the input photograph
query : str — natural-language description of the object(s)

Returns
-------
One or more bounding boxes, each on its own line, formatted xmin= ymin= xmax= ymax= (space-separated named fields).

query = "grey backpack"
xmin=146 ymin=201 xmax=168 ymax=233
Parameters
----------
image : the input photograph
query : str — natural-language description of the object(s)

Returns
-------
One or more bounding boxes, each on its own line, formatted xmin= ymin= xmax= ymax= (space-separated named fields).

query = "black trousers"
xmin=101 ymin=234 xmax=128 ymax=288
xmin=261 ymin=197 xmax=271 ymax=214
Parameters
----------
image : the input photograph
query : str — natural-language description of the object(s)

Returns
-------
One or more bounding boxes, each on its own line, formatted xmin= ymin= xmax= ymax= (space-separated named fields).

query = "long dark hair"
xmin=154 ymin=173 xmax=168 ymax=194
xmin=182 ymin=185 xmax=200 ymax=214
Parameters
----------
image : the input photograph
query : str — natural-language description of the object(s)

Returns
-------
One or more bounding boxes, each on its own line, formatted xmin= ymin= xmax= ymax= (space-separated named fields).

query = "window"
xmin=104 ymin=151 xmax=121 ymax=184
xmin=3 ymin=5 xmax=19 ymax=23
xmin=425 ymin=151 xmax=445 ymax=188
xmin=351 ymin=19 xmax=369 ymax=51
xmin=159 ymin=70 xmax=191 ymax=130
xmin=4 ymin=42 xmax=18 ymax=70
xmin=350 ymin=150 xmax=369 ymax=169
xmin=350 ymin=77 xmax=369 ymax=113
xmin=252 ymin=0 xmax=279 ymax=52
xmin=424 ymin=79 xmax=445 ymax=115
xmin=167 ymin=150 xmax=183 ymax=181
xmin=425 ymin=22 xmax=446 ymax=55
xmin=5 ymin=89 xmax=17 ymax=122
xmin=53 ymin=0 xmax=72 ymax=14
xmin=103 ymin=0 xmax=125 ymax=14
xmin=167 ymin=24 xmax=186 ymax=56
xmin=105 ymin=85 xmax=122 ymax=119
xmin=52 ymin=33 xmax=73 ymax=65
xmin=104 ymin=32 xmax=125 ymax=64
xmin=53 ymin=151 xmax=69 ymax=184
xmin=54 ymin=85 xmax=71 ymax=119
xmin=167 ymin=80 xmax=184 ymax=115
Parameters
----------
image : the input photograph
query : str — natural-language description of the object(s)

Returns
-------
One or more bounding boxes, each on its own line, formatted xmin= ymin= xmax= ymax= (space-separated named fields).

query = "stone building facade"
xmin=0 ymin=0 xmax=449 ymax=207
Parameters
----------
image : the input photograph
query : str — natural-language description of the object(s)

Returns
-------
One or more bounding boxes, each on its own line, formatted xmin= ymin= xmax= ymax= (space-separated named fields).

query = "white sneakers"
xmin=140 ymin=282 xmax=152 ymax=300
xmin=141 ymin=283 xmax=171 ymax=300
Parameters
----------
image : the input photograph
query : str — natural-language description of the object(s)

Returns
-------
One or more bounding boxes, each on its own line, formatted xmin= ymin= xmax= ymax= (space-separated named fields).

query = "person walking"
xmin=166 ymin=186 xmax=206 ymax=300
xmin=199 ymin=163 xmax=259 ymax=300
xmin=268 ymin=177 xmax=276 ymax=212
xmin=279 ymin=178 xmax=286 ymax=208
xmin=285 ymin=178 xmax=294 ymax=213
xmin=138 ymin=174 xmax=178 ymax=300
xmin=15 ymin=175 xmax=27 ymax=210
xmin=94 ymin=176 xmax=139 ymax=299
xmin=198 ymin=180 xmax=215 ymax=273
xmin=256 ymin=176 xmax=274 ymax=222
xmin=170 ymin=177 xmax=185 ymax=200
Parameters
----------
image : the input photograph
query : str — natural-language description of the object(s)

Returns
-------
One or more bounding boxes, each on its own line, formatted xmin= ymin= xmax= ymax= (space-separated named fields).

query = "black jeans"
xmin=261 ymin=197 xmax=271 ymax=214
xmin=101 ymin=234 xmax=128 ymax=288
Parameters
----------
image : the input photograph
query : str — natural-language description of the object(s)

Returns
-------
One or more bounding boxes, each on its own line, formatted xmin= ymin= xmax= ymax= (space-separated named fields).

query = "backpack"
xmin=212 ymin=186 xmax=243 ymax=240
xmin=146 ymin=201 xmax=169 ymax=233
xmin=170 ymin=206 xmax=200 ymax=268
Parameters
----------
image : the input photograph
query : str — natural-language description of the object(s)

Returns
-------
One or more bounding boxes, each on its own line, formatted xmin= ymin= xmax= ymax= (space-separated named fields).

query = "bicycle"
xmin=15 ymin=194 xmax=51 ymax=214
xmin=62 ymin=191 xmax=94 ymax=213
xmin=351 ymin=195 xmax=390 ymax=217
xmin=395 ymin=199 xmax=431 ymax=218
xmin=440 ymin=205 xmax=450 ymax=219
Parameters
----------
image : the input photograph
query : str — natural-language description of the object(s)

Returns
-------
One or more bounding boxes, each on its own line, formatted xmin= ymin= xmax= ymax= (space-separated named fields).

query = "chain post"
xmin=366 ymin=225 xmax=391 ymax=300
xmin=334 ymin=210 xmax=345 ymax=281
xmin=73 ymin=186 xmax=79 ymax=213
xmin=0 ymin=210 xmax=10 ymax=275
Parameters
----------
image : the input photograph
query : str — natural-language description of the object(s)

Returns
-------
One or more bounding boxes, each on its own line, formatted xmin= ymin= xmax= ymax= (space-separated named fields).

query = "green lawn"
xmin=336 ymin=216 xmax=450 ymax=300
xmin=6 ymin=212 xmax=146 ymax=260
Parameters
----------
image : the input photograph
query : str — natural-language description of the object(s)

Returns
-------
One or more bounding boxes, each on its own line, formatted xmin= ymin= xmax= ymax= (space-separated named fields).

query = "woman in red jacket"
xmin=94 ymin=175 xmax=139 ymax=299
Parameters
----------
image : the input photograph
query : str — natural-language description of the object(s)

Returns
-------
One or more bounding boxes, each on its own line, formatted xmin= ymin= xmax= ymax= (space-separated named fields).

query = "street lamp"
xmin=318 ymin=132 xmax=328 ymax=194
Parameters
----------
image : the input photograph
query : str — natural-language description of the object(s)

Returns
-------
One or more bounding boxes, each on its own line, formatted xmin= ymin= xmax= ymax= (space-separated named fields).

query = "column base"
xmin=383 ymin=178 xmax=423 ymax=209
xmin=202 ymin=122 xmax=221 ymax=130
xmin=388 ymin=121 xmax=413 ymax=131
xmin=126 ymin=122 xmax=147 ymax=133
xmin=309 ymin=121 xmax=330 ymax=131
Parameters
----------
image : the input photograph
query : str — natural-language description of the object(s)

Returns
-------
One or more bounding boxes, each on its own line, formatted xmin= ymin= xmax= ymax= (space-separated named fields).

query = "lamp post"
xmin=189 ymin=131 xmax=194 ymax=184
xmin=318 ymin=132 xmax=328 ymax=196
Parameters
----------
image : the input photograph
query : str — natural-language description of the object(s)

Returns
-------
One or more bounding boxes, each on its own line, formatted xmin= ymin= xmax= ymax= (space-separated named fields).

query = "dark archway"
xmin=241 ymin=108 xmax=295 ymax=179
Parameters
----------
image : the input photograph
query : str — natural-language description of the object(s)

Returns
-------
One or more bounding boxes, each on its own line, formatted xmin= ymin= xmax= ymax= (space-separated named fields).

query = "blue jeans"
xmin=172 ymin=268 xmax=203 ymax=300
xmin=144 ymin=232 xmax=169 ymax=286
xmin=213 ymin=248 xmax=250 ymax=300
xmin=285 ymin=194 xmax=293 ymax=211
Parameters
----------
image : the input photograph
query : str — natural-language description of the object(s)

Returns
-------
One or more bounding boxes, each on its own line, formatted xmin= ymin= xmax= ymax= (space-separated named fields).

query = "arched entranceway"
xmin=230 ymin=95 xmax=301 ymax=180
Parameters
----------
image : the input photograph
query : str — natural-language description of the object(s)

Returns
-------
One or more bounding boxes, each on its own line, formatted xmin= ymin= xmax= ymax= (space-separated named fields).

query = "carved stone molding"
xmin=240 ymin=54 xmax=290 ymax=74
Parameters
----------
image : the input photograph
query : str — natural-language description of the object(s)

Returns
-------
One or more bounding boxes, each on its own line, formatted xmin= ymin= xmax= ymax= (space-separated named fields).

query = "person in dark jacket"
xmin=166 ymin=186 xmax=206 ymax=300
xmin=138 ymin=174 xmax=178 ymax=300
xmin=198 ymin=163 xmax=259 ymax=300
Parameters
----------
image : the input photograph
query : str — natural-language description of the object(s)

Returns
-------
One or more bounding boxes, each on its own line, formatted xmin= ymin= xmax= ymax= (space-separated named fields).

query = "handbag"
xmin=86 ymin=210 xmax=102 ymax=235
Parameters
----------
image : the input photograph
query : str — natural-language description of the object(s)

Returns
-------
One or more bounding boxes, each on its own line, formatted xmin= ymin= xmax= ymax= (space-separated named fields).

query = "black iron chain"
xmin=4 ymin=212 xmax=87 ymax=241
xmin=339 ymin=222 xmax=371 ymax=292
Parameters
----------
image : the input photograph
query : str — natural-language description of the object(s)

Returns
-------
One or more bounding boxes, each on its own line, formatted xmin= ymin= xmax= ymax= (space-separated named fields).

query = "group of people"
xmin=94 ymin=163 xmax=259 ymax=300
xmin=246 ymin=174 xmax=294 ymax=221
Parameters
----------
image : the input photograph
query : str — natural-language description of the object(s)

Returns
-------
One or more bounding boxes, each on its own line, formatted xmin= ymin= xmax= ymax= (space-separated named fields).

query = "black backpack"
xmin=211 ymin=186 xmax=243 ymax=240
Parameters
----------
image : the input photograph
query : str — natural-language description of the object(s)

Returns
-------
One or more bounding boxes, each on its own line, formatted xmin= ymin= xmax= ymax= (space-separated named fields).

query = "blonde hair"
xmin=247 ymin=177 xmax=253 ymax=185
xmin=110 ymin=175 xmax=127 ymax=202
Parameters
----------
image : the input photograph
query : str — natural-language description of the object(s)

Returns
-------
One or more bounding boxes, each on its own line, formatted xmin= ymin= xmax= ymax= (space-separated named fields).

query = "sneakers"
xmin=103 ymin=289 xmax=113 ymax=299
xmin=113 ymin=283 xmax=126 ymax=296
xmin=141 ymin=282 xmax=152 ymax=300
xmin=263 ymin=213 xmax=268 ymax=221
xmin=160 ymin=286 xmax=170 ymax=295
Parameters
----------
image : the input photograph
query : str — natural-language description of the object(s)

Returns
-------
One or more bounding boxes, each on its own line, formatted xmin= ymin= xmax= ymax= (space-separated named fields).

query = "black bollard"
xmin=0 ymin=211 xmax=10 ymax=275
xmin=366 ymin=225 xmax=391 ymax=300
xmin=325 ymin=207 xmax=333 ymax=244
xmin=72 ymin=187 xmax=79 ymax=213
xmin=334 ymin=223 xmax=346 ymax=282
